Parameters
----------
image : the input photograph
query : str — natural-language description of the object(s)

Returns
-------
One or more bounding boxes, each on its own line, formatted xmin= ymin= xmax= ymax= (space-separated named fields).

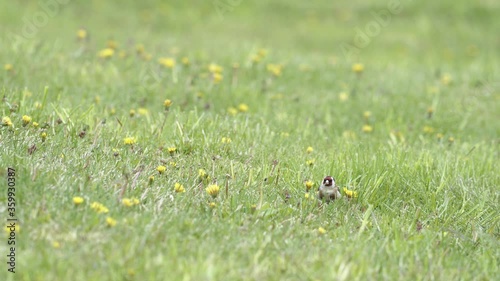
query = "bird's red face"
xmin=322 ymin=176 xmax=335 ymax=187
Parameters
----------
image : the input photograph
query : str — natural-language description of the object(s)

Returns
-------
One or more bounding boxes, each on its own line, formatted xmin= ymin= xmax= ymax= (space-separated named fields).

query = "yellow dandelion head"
xmin=441 ymin=73 xmax=452 ymax=85
xmin=157 ymin=165 xmax=167 ymax=174
xmin=436 ymin=133 xmax=444 ymax=140
xmin=339 ymin=92 xmax=349 ymax=101
xmin=305 ymin=180 xmax=314 ymax=191
xmin=343 ymin=187 xmax=358 ymax=198
xmin=167 ymin=147 xmax=176 ymax=154
xmin=227 ymin=107 xmax=238 ymax=116
xmin=122 ymin=198 xmax=133 ymax=207
xmin=52 ymin=241 xmax=61 ymax=248
xmin=169 ymin=161 xmax=177 ymax=168
xmin=238 ymin=103 xmax=249 ymax=112
xmin=206 ymin=184 xmax=220 ymax=198
xmin=164 ymin=99 xmax=173 ymax=108
xmin=77 ymin=28 xmax=87 ymax=40
xmin=129 ymin=109 xmax=136 ymax=117
xmin=4 ymin=64 xmax=13 ymax=71
xmin=221 ymin=137 xmax=232 ymax=144
xmin=98 ymin=48 xmax=114 ymax=59
xmin=212 ymin=72 xmax=223 ymax=83
xmin=305 ymin=193 xmax=310 ymax=199
xmin=123 ymin=137 xmax=136 ymax=145
xmin=198 ymin=169 xmax=208 ymax=179
xmin=423 ymin=126 xmax=435 ymax=134
xmin=318 ymin=227 xmax=327 ymax=235
xmin=363 ymin=111 xmax=372 ymax=119
xmin=266 ymin=63 xmax=283 ymax=77
xmin=90 ymin=202 xmax=109 ymax=214
xmin=135 ymin=44 xmax=145 ymax=54
xmin=2 ymin=116 xmax=13 ymax=127
xmin=209 ymin=202 xmax=217 ymax=208
xmin=137 ymin=108 xmax=149 ymax=116
xmin=362 ymin=125 xmax=373 ymax=133
xmin=40 ymin=132 xmax=47 ymax=141
xmin=174 ymin=182 xmax=186 ymax=193
xmin=106 ymin=217 xmax=117 ymax=227
xmin=352 ymin=63 xmax=364 ymax=73
xmin=32 ymin=121 xmax=39 ymax=128
xmin=208 ymin=63 xmax=223 ymax=74
xmin=159 ymin=57 xmax=176 ymax=68
xmin=306 ymin=159 xmax=315 ymax=166
xmin=306 ymin=146 xmax=313 ymax=153
xmin=73 ymin=196 xmax=84 ymax=205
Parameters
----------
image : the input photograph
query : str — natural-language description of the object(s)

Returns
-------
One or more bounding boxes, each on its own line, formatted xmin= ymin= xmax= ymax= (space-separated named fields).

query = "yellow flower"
xmin=136 ymin=44 xmax=145 ymax=55
xmin=129 ymin=109 xmax=136 ymax=117
xmin=4 ymin=64 xmax=13 ymax=71
xmin=4 ymin=223 xmax=20 ymax=234
xmin=266 ymin=64 xmax=283 ymax=77
xmin=52 ymin=241 xmax=61 ymax=248
xmin=157 ymin=165 xmax=167 ymax=174
xmin=257 ymin=48 xmax=268 ymax=58
xmin=343 ymin=187 xmax=358 ymax=198
xmin=448 ymin=137 xmax=455 ymax=143
xmin=305 ymin=181 xmax=314 ymax=191
xmin=169 ymin=161 xmax=177 ymax=168
xmin=441 ymin=73 xmax=452 ymax=85
xmin=227 ymin=107 xmax=238 ymax=116
xmin=2 ymin=116 xmax=13 ymax=127
xmin=164 ymin=99 xmax=172 ymax=109
xmin=159 ymin=57 xmax=176 ymax=68
xmin=343 ymin=130 xmax=356 ymax=139
xmin=251 ymin=54 xmax=262 ymax=63
xmin=181 ymin=57 xmax=190 ymax=65
xmin=206 ymin=184 xmax=220 ymax=198
xmin=148 ymin=176 xmax=155 ymax=184
xmin=198 ymin=169 xmax=209 ymax=180
xmin=423 ymin=126 xmax=435 ymax=134
xmin=363 ymin=111 xmax=372 ymax=119
xmin=34 ymin=101 xmax=42 ymax=109
xmin=131 ymin=198 xmax=140 ymax=205
xmin=318 ymin=227 xmax=327 ymax=235
xmin=40 ymin=132 xmax=47 ymax=141
xmin=167 ymin=147 xmax=176 ymax=154
xmin=123 ymin=137 xmax=136 ymax=145
xmin=106 ymin=217 xmax=117 ymax=227
xmin=98 ymin=48 xmax=114 ymax=59
xmin=436 ymin=133 xmax=444 ymax=140
xmin=209 ymin=202 xmax=217 ymax=208
xmin=73 ymin=196 xmax=84 ymax=205
xmin=90 ymin=202 xmax=109 ymax=214
xmin=32 ymin=121 xmax=39 ymax=128
xmin=304 ymin=193 xmax=310 ymax=199
xmin=221 ymin=137 xmax=232 ymax=144
xmin=362 ymin=125 xmax=373 ymax=133
xmin=339 ymin=92 xmax=349 ymax=101
xmin=174 ymin=183 xmax=186 ymax=193
xmin=208 ymin=63 xmax=223 ymax=74
xmin=122 ymin=198 xmax=133 ymax=207
xmin=137 ymin=108 xmax=149 ymax=116
xmin=212 ymin=72 xmax=223 ymax=84
xmin=352 ymin=63 xmax=364 ymax=73
xmin=238 ymin=103 xmax=249 ymax=112
xmin=306 ymin=146 xmax=313 ymax=153
xmin=77 ymin=28 xmax=87 ymax=40
xmin=306 ymin=159 xmax=315 ymax=166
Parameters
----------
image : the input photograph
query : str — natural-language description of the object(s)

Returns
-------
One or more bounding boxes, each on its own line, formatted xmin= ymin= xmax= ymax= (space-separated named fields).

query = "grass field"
xmin=1 ymin=0 xmax=499 ymax=280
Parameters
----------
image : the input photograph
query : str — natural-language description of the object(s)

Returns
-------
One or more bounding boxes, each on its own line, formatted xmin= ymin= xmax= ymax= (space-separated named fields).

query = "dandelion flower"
xmin=159 ymin=57 xmax=176 ymax=69
xmin=448 ymin=137 xmax=455 ymax=143
xmin=208 ymin=63 xmax=223 ymax=74
xmin=136 ymin=44 xmax=145 ymax=55
xmin=209 ymin=202 xmax=217 ymax=208
xmin=221 ymin=137 xmax=232 ymax=144
xmin=198 ymin=169 xmax=209 ymax=180
xmin=122 ymin=198 xmax=133 ymax=207
xmin=129 ymin=109 xmax=136 ymax=117
xmin=164 ymin=99 xmax=173 ymax=108
xmin=306 ymin=159 xmax=315 ymax=166
xmin=362 ymin=125 xmax=373 ymax=133
xmin=238 ymin=103 xmax=249 ymax=112
xmin=227 ymin=107 xmax=238 ymax=116
xmin=266 ymin=64 xmax=282 ymax=77
xmin=77 ymin=28 xmax=87 ymax=40
xmin=339 ymin=92 xmax=349 ymax=101
xmin=423 ymin=126 xmax=435 ymax=134
xmin=137 ymin=108 xmax=149 ymax=116
xmin=212 ymin=73 xmax=223 ymax=84
xmin=206 ymin=184 xmax=220 ymax=198
xmin=123 ymin=137 xmax=136 ymax=145
xmin=169 ymin=161 xmax=177 ymax=168
xmin=306 ymin=146 xmax=313 ymax=153
xmin=174 ymin=183 xmax=185 ymax=193
xmin=90 ymin=202 xmax=109 ymax=214
xmin=106 ymin=217 xmax=117 ymax=227
xmin=131 ymin=198 xmax=140 ymax=205
xmin=167 ymin=147 xmax=176 ymax=155
xmin=157 ymin=165 xmax=166 ymax=174
xmin=305 ymin=193 xmax=310 ymax=199
xmin=32 ymin=121 xmax=39 ymax=128
xmin=73 ymin=196 xmax=84 ymax=205
xmin=305 ymin=180 xmax=314 ymax=191
xmin=343 ymin=187 xmax=358 ymax=198
xmin=52 ymin=241 xmax=61 ymax=248
xmin=34 ymin=102 xmax=42 ymax=109
xmin=2 ymin=116 xmax=13 ymax=127
xmin=441 ymin=74 xmax=452 ymax=85
xmin=40 ymin=132 xmax=47 ymax=142
xmin=148 ymin=176 xmax=155 ymax=184
xmin=363 ymin=111 xmax=372 ymax=119
xmin=4 ymin=64 xmax=13 ymax=71
xmin=436 ymin=133 xmax=444 ymax=140
xmin=352 ymin=63 xmax=364 ymax=73
xmin=98 ymin=48 xmax=114 ymax=59
xmin=318 ymin=227 xmax=327 ymax=235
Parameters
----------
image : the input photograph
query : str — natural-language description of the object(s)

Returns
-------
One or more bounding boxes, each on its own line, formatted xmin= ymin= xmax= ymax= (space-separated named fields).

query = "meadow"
xmin=0 ymin=0 xmax=499 ymax=280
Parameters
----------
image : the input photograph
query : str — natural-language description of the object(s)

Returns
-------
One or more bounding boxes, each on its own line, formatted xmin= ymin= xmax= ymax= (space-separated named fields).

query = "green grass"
xmin=1 ymin=0 xmax=499 ymax=280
